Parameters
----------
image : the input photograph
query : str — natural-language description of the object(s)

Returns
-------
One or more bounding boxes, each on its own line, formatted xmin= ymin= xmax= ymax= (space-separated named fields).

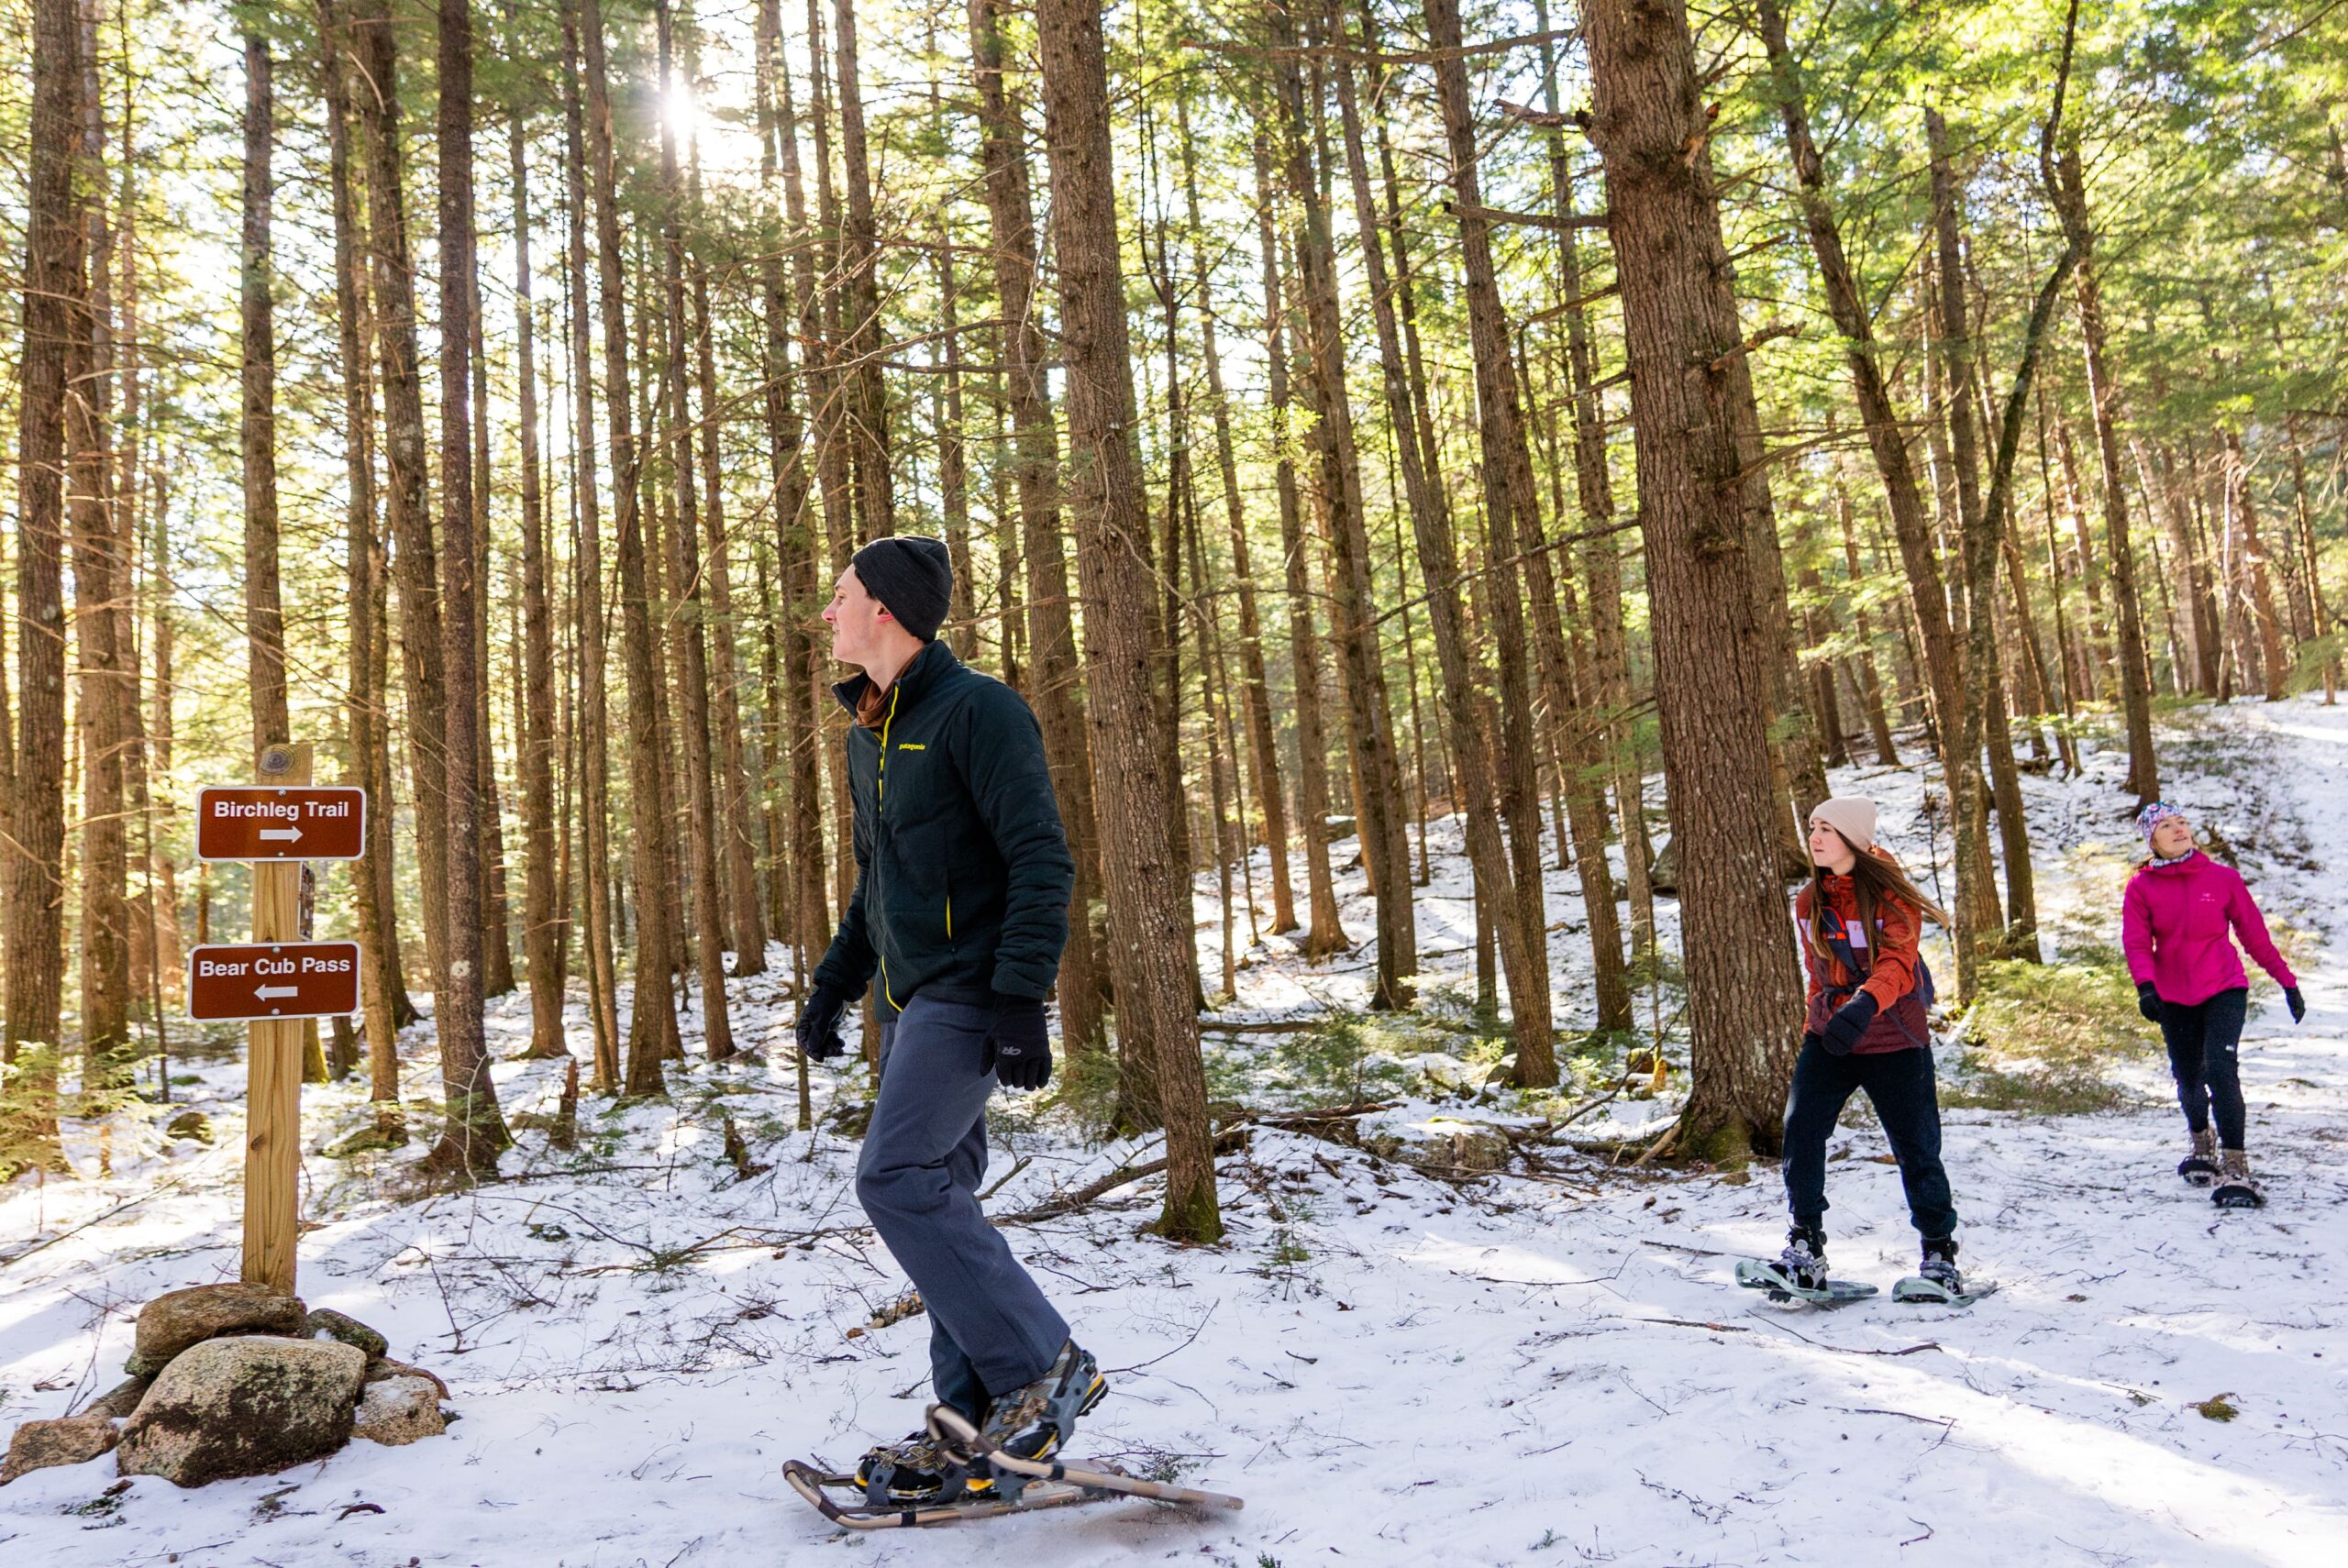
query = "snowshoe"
xmin=2177 ymin=1130 xmax=2219 ymax=1187
xmin=960 ymin=1340 xmax=1107 ymax=1501
xmin=784 ymin=1460 xmax=1114 ymax=1529
xmin=1735 ymin=1256 xmax=1877 ymax=1305
xmin=1892 ymin=1236 xmax=1992 ymax=1306
xmin=925 ymin=1404 xmax=1243 ymax=1514
xmin=2212 ymin=1152 xmax=2266 ymax=1209
xmin=854 ymin=1428 xmax=976 ymax=1507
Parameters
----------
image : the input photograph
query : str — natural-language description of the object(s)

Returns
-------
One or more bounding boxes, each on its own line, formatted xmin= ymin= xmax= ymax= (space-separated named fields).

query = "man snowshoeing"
xmin=794 ymin=536 xmax=1102 ymax=1506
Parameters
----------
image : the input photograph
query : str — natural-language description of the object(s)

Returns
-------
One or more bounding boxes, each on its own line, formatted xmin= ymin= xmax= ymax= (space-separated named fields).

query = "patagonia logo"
xmin=897 ymin=743 xmax=925 ymax=752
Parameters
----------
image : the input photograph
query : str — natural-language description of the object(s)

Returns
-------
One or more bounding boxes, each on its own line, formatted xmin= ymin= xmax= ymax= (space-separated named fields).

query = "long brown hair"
xmin=1804 ymin=837 xmax=1953 ymax=971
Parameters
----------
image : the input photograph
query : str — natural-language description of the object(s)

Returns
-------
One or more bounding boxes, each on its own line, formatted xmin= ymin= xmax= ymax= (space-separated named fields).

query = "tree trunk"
xmin=2149 ymin=437 xmax=2222 ymax=695
xmin=470 ymin=310 xmax=516 ymax=1004
xmin=1334 ymin=23 xmax=1548 ymax=1071
xmin=688 ymin=139 xmax=770 ymax=978
xmin=580 ymin=0 xmax=681 ymax=1092
xmin=1755 ymin=0 xmax=2000 ymax=989
xmin=4 ymin=0 xmax=80 ymax=1179
xmin=1250 ymin=131 xmax=1348 ymax=961
xmin=1272 ymin=29 xmax=1412 ymax=1007
xmin=832 ymin=0 xmax=893 ymax=540
xmin=1586 ymin=0 xmax=1806 ymax=1161
xmin=1831 ymin=446 xmax=1902 ymax=767
xmin=504 ymin=0 xmax=566 ymax=1058
xmin=320 ymin=0 xmax=406 ymax=1116
xmin=2046 ymin=130 xmax=2159 ymax=802
xmin=1035 ymin=0 xmax=1220 ymax=1242
xmin=1928 ymin=107 xmax=2037 ymax=959
xmin=2225 ymin=433 xmax=2289 ymax=701
xmin=655 ymin=0 xmax=737 ymax=1061
xmin=1544 ymin=115 xmax=1660 ymax=962
xmin=76 ymin=17 xmax=129 ymax=1094
xmin=241 ymin=31 xmax=289 ymax=752
xmin=1174 ymin=87 xmax=1293 ymax=935
xmin=755 ymin=0 xmax=831 ymax=985
xmin=965 ymin=0 xmax=1106 ymax=1051
xmin=559 ymin=0 xmax=623 ymax=1087
xmin=425 ymin=0 xmax=510 ymax=1177
xmin=353 ymin=0 xmax=452 ymax=996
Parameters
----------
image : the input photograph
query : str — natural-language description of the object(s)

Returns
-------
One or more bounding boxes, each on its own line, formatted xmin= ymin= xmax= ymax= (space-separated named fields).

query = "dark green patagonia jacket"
xmin=812 ymin=640 xmax=1074 ymax=1014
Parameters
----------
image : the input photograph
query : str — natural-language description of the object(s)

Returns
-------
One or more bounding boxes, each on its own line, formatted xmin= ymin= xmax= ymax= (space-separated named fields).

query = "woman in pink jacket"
xmin=2122 ymin=801 xmax=2305 ymax=1208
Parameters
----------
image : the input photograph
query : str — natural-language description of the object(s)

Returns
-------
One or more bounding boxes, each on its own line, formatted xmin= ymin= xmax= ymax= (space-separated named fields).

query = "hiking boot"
xmin=2212 ymin=1149 xmax=2266 ymax=1209
xmin=969 ymin=1341 xmax=1107 ymax=1499
xmin=855 ymin=1428 xmax=973 ymax=1507
xmin=2177 ymin=1128 xmax=2219 ymax=1187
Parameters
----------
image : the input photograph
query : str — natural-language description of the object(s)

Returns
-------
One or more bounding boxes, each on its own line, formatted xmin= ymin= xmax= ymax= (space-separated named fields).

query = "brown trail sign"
xmin=196 ymin=785 xmax=367 ymax=861
xmin=189 ymin=743 xmax=368 ymax=1296
xmin=188 ymin=941 xmax=361 ymax=1022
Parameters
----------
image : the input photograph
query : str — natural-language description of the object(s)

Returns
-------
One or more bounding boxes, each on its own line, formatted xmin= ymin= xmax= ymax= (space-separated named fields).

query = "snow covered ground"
xmin=4 ymin=699 xmax=2345 ymax=1566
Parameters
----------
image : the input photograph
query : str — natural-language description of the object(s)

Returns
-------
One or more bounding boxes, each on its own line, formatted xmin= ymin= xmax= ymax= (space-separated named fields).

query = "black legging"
xmin=2158 ymin=987 xmax=2248 ymax=1149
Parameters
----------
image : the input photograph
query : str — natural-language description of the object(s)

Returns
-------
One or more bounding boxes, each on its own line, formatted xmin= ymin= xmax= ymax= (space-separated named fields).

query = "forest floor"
xmin=3 ymin=697 xmax=2345 ymax=1567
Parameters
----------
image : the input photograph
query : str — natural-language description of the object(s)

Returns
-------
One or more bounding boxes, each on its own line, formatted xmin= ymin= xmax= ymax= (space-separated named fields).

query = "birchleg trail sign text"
xmin=195 ymin=785 xmax=368 ymax=861
xmin=187 ymin=942 xmax=362 ymax=1023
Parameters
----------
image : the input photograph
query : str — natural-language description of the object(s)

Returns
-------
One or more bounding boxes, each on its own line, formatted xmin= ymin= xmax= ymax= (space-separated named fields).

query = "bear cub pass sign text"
xmin=187 ymin=942 xmax=363 ymax=1022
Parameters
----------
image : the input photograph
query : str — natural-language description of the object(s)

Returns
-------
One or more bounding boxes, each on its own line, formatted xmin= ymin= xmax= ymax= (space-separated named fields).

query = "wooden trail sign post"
xmin=188 ymin=743 xmax=365 ymax=1297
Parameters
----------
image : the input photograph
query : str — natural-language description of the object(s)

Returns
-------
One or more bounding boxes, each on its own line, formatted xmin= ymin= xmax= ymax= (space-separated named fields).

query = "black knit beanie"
xmin=850 ymin=536 xmax=953 ymax=643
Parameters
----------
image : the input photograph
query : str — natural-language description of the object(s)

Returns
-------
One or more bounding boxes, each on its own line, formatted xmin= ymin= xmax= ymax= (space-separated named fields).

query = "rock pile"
xmin=2 ymin=1283 xmax=449 ymax=1488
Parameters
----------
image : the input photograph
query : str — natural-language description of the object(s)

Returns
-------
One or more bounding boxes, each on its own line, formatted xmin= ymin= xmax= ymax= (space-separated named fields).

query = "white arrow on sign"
xmin=258 ymin=826 xmax=303 ymax=843
xmin=255 ymin=985 xmax=300 ymax=1000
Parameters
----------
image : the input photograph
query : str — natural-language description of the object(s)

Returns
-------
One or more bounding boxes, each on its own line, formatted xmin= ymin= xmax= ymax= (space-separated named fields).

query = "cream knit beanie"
xmin=1810 ymin=796 xmax=1877 ymax=855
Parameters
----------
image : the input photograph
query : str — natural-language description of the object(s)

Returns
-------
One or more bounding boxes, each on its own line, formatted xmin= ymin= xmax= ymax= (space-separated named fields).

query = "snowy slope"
xmin=2 ymin=700 xmax=2343 ymax=1567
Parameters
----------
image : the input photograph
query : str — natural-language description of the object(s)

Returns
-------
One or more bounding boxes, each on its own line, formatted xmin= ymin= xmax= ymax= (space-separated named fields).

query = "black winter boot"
xmin=1918 ymin=1234 xmax=1963 ymax=1294
xmin=1776 ymin=1223 xmax=1829 ymax=1292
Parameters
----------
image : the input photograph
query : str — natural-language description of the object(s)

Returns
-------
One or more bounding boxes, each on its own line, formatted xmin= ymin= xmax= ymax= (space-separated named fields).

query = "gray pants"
xmin=860 ymin=991 xmax=1068 ymax=1419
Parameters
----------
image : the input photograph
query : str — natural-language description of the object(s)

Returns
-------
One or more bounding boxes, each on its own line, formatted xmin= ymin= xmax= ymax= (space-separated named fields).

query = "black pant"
xmin=1781 ymin=1038 xmax=1958 ymax=1240
xmin=2158 ymin=986 xmax=2248 ymax=1149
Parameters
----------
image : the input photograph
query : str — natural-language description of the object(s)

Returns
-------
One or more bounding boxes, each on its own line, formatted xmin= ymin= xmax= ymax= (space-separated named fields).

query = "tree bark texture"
xmin=1036 ymin=0 xmax=1221 ymax=1242
xmin=1586 ymin=0 xmax=1806 ymax=1160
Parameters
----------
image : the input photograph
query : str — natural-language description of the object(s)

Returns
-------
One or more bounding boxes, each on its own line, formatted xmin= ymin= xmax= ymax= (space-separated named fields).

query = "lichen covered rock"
xmin=128 ymin=1282 xmax=306 ymax=1375
xmin=115 ymin=1335 xmax=364 ymax=1487
xmin=305 ymin=1308 xmax=389 ymax=1359
xmin=352 ymin=1376 xmax=446 ymax=1447
xmin=1 ymin=1415 xmax=119 ymax=1485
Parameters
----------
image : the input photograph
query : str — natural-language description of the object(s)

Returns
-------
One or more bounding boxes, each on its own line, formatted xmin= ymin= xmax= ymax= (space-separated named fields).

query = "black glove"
xmin=987 ymin=995 xmax=1054 ymax=1092
xmin=2137 ymin=982 xmax=2164 ymax=1025
xmin=2286 ymin=986 xmax=2306 ymax=1024
xmin=1820 ymin=991 xmax=1879 ymax=1055
xmin=794 ymin=983 xmax=852 ymax=1062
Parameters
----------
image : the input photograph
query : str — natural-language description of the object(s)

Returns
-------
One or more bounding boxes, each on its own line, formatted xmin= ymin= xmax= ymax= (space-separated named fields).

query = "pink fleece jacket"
xmin=2121 ymin=850 xmax=2296 ymax=1007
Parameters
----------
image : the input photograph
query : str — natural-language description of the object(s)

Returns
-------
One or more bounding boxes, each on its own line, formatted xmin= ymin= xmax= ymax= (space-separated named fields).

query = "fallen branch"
xmin=1746 ymin=1315 xmax=1944 ymax=1357
xmin=1634 ymin=1317 xmax=1751 ymax=1333
xmin=991 ymin=1129 xmax=1251 ymax=1228
xmin=1244 ymin=1099 xmax=1401 ymax=1128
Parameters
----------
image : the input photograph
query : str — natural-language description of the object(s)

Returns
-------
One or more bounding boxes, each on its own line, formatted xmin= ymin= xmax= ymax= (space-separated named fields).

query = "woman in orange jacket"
xmin=1768 ymin=796 xmax=1966 ymax=1298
